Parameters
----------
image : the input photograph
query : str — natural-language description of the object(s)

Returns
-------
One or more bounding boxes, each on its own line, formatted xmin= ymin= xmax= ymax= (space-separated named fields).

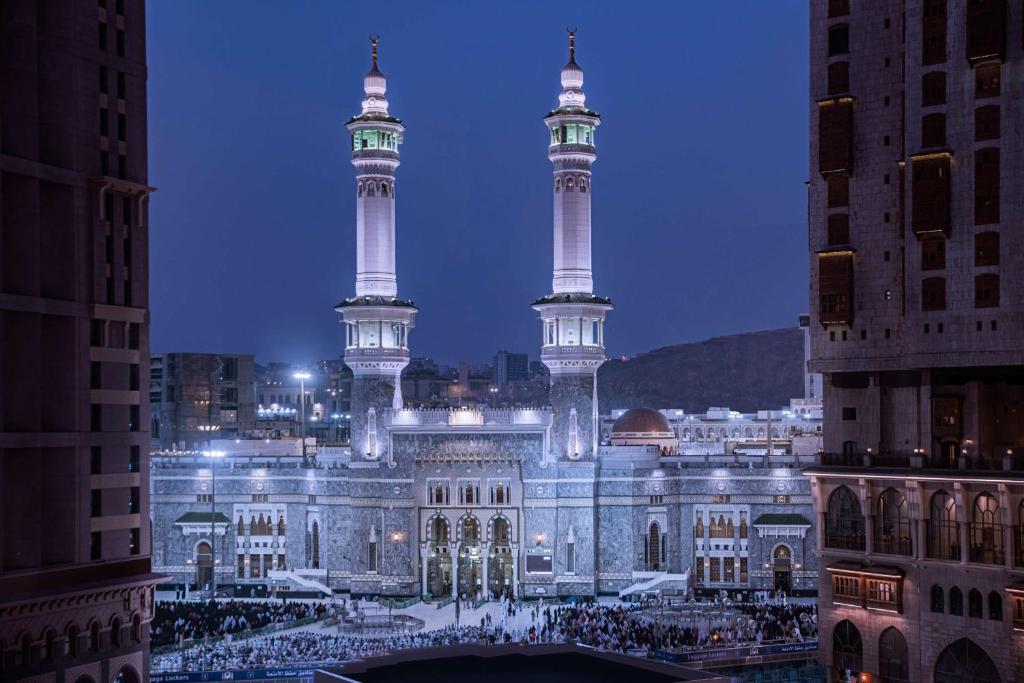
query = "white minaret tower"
xmin=533 ymin=30 xmax=612 ymax=461
xmin=336 ymin=36 xmax=415 ymax=461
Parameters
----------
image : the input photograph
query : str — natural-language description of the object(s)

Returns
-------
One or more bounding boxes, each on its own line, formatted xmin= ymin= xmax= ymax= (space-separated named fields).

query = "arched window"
xmin=366 ymin=182 xmax=376 ymax=197
xmin=726 ymin=518 xmax=735 ymax=538
xmin=311 ymin=521 xmax=320 ymax=569
xmin=739 ymin=514 xmax=748 ymax=539
xmin=237 ymin=516 xmax=245 ymax=536
xmin=278 ymin=516 xmax=285 ymax=535
xmin=648 ymin=522 xmax=662 ymax=570
xmin=465 ymin=485 xmax=474 ymax=505
xmin=876 ymin=488 xmax=912 ymax=555
xmin=554 ymin=178 xmax=561 ymax=193
xmin=89 ymin=621 xmax=100 ymax=652
xmin=380 ymin=183 xmax=388 ymax=198
xmin=110 ymin=618 xmax=122 ymax=648
xmin=495 ymin=484 xmax=505 ymax=505
xmin=18 ymin=633 xmax=31 ymax=667
xmin=694 ymin=514 xmax=704 ymax=538
xmin=431 ymin=517 xmax=448 ymax=544
xmin=950 ymin=586 xmax=964 ymax=616
xmin=826 ymin=486 xmax=865 ymax=550
xmin=969 ymin=588 xmax=983 ymax=618
xmin=988 ymin=591 xmax=1002 ymax=621
xmin=492 ymin=517 xmax=509 ymax=544
xmin=971 ymin=492 xmax=1002 ymax=564
xmin=709 ymin=516 xmax=720 ymax=538
xmin=832 ymin=619 xmax=863 ymax=673
xmin=930 ymin=584 xmax=945 ymax=613
xmin=878 ymin=627 xmax=909 ymax=683
xmin=462 ymin=517 xmax=479 ymax=545
xmin=928 ymin=490 xmax=959 ymax=560
xmin=42 ymin=628 xmax=56 ymax=662
xmin=65 ymin=624 xmax=80 ymax=657
xmin=579 ymin=178 xmax=588 ymax=193
xmin=250 ymin=516 xmax=257 ymax=535
xmin=131 ymin=615 xmax=141 ymax=643
xmin=934 ymin=639 xmax=1001 ymax=683
xmin=566 ymin=177 xmax=575 ymax=189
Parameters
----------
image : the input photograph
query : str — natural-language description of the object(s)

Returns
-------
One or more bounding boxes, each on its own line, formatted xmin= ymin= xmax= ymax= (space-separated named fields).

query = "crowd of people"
xmin=152 ymin=597 xmax=816 ymax=672
xmin=150 ymin=599 xmax=329 ymax=648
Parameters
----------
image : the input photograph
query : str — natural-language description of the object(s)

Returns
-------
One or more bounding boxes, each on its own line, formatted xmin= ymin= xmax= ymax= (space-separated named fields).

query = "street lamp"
xmin=202 ymin=449 xmax=226 ymax=600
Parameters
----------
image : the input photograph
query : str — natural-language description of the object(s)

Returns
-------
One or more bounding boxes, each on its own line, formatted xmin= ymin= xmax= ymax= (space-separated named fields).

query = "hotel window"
xmin=975 ymin=63 xmax=1001 ymax=98
xmin=828 ymin=25 xmax=849 ymax=56
xmin=975 ymin=232 xmax=999 ymax=266
xmin=921 ymin=113 xmax=946 ymax=147
xmin=922 ymin=277 xmax=946 ymax=311
xmin=921 ymin=236 xmax=945 ymax=270
xmin=828 ymin=62 xmax=850 ymax=94
xmin=975 ymin=105 xmax=1000 ymax=141
xmin=975 ymin=273 xmax=999 ymax=308
xmin=922 ymin=71 xmax=946 ymax=106
xmin=922 ymin=0 xmax=947 ymax=63
xmin=975 ymin=148 xmax=1000 ymax=225
xmin=827 ymin=213 xmax=850 ymax=245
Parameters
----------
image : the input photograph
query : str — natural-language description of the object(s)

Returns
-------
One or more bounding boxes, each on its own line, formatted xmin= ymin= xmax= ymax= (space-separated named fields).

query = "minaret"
xmin=533 ymin=30 xmax=612 ymax=461
xmin=336 ymin=36 xmax=415 ymax=461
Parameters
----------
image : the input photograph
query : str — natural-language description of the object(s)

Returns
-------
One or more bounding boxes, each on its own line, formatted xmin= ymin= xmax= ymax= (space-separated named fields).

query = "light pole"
xmin=203 ymin=449 xmax=225 ymax=600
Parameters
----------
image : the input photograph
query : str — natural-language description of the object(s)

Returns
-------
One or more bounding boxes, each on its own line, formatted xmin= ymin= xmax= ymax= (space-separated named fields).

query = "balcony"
xmin=926 ymin=521 xmax=961 ymax=561
xmin=968 ymin=524 xmax=1005 ymax=565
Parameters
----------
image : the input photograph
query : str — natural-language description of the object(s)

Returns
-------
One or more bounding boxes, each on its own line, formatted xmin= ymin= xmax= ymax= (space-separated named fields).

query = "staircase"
xmin=267 ymin=570 xmax=332 ymax=596
xmin=618 ymin=569 xmax=690 ymax=598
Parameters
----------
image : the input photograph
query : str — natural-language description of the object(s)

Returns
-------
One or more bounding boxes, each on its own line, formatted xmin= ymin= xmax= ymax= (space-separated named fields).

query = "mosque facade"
xmin=150 ymin=34 xmax=819 ymax=601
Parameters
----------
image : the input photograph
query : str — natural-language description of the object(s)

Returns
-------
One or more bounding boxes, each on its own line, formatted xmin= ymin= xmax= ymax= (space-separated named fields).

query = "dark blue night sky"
xmin=147 ymin=1 xmax=810 ymax=365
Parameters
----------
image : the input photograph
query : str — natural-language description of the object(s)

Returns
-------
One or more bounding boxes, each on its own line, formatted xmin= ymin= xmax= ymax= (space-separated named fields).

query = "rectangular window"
xmin=129 ymin=404 xmax=139 ymax=432
xmin=91 ymin=489 xmax=103 ymax=517
xmin=975 ymin=62 xmax=1001 ymax=98
xmin=695 ymin=555 xmax=704 ymax=583
xmin=91 ymin=319 xmax=106 ymax=347
xmin=91 ymin=404 xmax=103 ymax=431
xmin=740 ymin=557 xmax=748 ymax=582
xmin=91 ymin=446 xmax=103 ymax=475
xmin=922 ymin=277 xmax=947 ymax=311
xmin=921 ymin=113 xmax=946 ymax=147
xmin=975 ymin=274 xmax=999 ymax=308
xmin=975 ymin=232 xmax=999 ymax=266
xmin=922 ymin=237 xmax=946 ymax=270
xmin=827 ymin=174 xmax=849 ymax=208
xmin=866 ymin=578 xmax=900 ymax=611
xmin=818 ymin=252 xmax=855 ymax=326
xmin=100 ymin=66 xmax=109 ymax=94
xmin=922 ymin=71 xmax=946 ymax=106
xmin=128 ymin=486 xmax=140 ymax=514
xmin=91 ymin=361 xmax=102 ymax=389
xmin=818 ymin=99 xmax=854 ymax=175
xmin=724 ymin=557 xmax=735 ymax=583
xmin=975 ymin=105 xmax=1000 ymax=141
xmin=833 ymin=575 xmax=861 ymax=604
xmin=828 ymin=25 xmax=849 ymax=56
xmin=117 ymin=71 xmax=126 ymax=98
xmin=117 ymin=113 xmax=126 ymax=141
xmin=975 ymin=148 xmax=1000 ymax=225
xmin=921 ymin=0 xmax=946 ymax=65
xmin=129 ymin=446 xmax=140 ymax=473
xmin=116 ymin=29 xmax=125 ymax=57
xmin=368 ymin=541 xmax=378 ymax=573
xmin=710 ymin=557 xmax=721 ymax=582
xmin=827 ymin=213 xmax=850 ymax=245
xmin=966 ymin=0 xmax=1007 ymax=63
xmin=99 ymin=23 xmax=108 ymax=49
xmin=842 ymin=407 xmax=857 ymax=421
xmin=100 ymin=109 xmax=109 ymax=137
xmin=91 ymin=532 xmax=102 ymax=561
xmin=128 ymin=323 xmax=140 ymax=349
xmin=129 ymin=527 xmax=140 ymax=555
xmin=238 ymin=554 xmax=245 ymax=578
xmin=827 ymin=0 xmax=850 ymax=17
xmin=827 ymin=62 xmax=850 ymax=94
xmin=250 ymin=554 xmax=260 ymax=578
xmin=911 ymin=156 xmax=951 ymax=236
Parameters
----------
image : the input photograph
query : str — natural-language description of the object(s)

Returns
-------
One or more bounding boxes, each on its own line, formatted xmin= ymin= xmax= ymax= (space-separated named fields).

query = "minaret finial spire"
xmin=369 ymin=34 xmax=380 ymax=70
xmin=567 ymin=26 xmax=577 ymax=64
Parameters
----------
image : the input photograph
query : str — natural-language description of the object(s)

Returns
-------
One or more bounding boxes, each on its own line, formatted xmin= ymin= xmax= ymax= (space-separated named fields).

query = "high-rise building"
xmin=493 ymin=350 xmax=530 ymax=386
xmin=806 ymin=2 xmax=1024 ymax=681
xmin=150 ymin=352 xmax=256 ymax=450
xmin=0 ymin=1 xmax=160 ymax=681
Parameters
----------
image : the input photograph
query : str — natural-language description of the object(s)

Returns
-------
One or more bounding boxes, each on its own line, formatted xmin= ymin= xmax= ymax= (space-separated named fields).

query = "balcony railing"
xmin=926 ymin=521 xmax=961 ymax=561
xmin=874 ymin=535 xmax=913 ymax=556
xmin=825 ymin=530 xmax=865 ymax=551
xmin=968 ymin=524 xmax=1005 ymax=565
xmin=814 ymin=451 xmax=1022 ymax=472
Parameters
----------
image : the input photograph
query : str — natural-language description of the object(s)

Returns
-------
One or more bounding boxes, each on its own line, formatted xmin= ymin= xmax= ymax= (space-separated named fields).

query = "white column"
xmin=481 ymin=545 xmax=489 ymax=601
xmin=420 ymin=549 xmax=429 ymax=596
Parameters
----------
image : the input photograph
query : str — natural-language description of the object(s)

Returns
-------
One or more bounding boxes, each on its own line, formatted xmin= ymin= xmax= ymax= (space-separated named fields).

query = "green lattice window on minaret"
xmin=549 ymin=124 xmax=594 ymax=146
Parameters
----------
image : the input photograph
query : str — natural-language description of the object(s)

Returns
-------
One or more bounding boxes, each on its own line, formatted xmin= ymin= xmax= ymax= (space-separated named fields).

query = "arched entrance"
xmin=488 ymin=516 xmax=513 ymax=600
xmin=112 ymin=666 xmax=141 ymax=683
xmin=456 ymin=516 xmax=482 ymax=600
xmin=195 ymin=541 xmax=213 ymax=590
xmin=772 ymin=544 xmax=792 ymax=593
xmin=427 ymin=517 xmax=452 ymax=598
xmin=934 ymin=638 xmax=1000 ymax=683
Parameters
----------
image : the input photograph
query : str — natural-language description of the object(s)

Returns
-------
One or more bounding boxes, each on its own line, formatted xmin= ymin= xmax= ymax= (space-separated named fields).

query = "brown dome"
xmin=611 ymin=407 xmax=672 ymax=435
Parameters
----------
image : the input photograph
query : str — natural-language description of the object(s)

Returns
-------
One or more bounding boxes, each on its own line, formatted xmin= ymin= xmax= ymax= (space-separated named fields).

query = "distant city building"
xmin=150 ymin=353 xmax=256 ymax=449
xmin=808 ymin=3 xmax=1024 ymax=682
xmin=494 ymin=350 xmax=530 ymax=385
xmin=0 ymin=1 xmax=159 ymax=680
xmin=150 ymin=34 xmax=819 ymax=605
